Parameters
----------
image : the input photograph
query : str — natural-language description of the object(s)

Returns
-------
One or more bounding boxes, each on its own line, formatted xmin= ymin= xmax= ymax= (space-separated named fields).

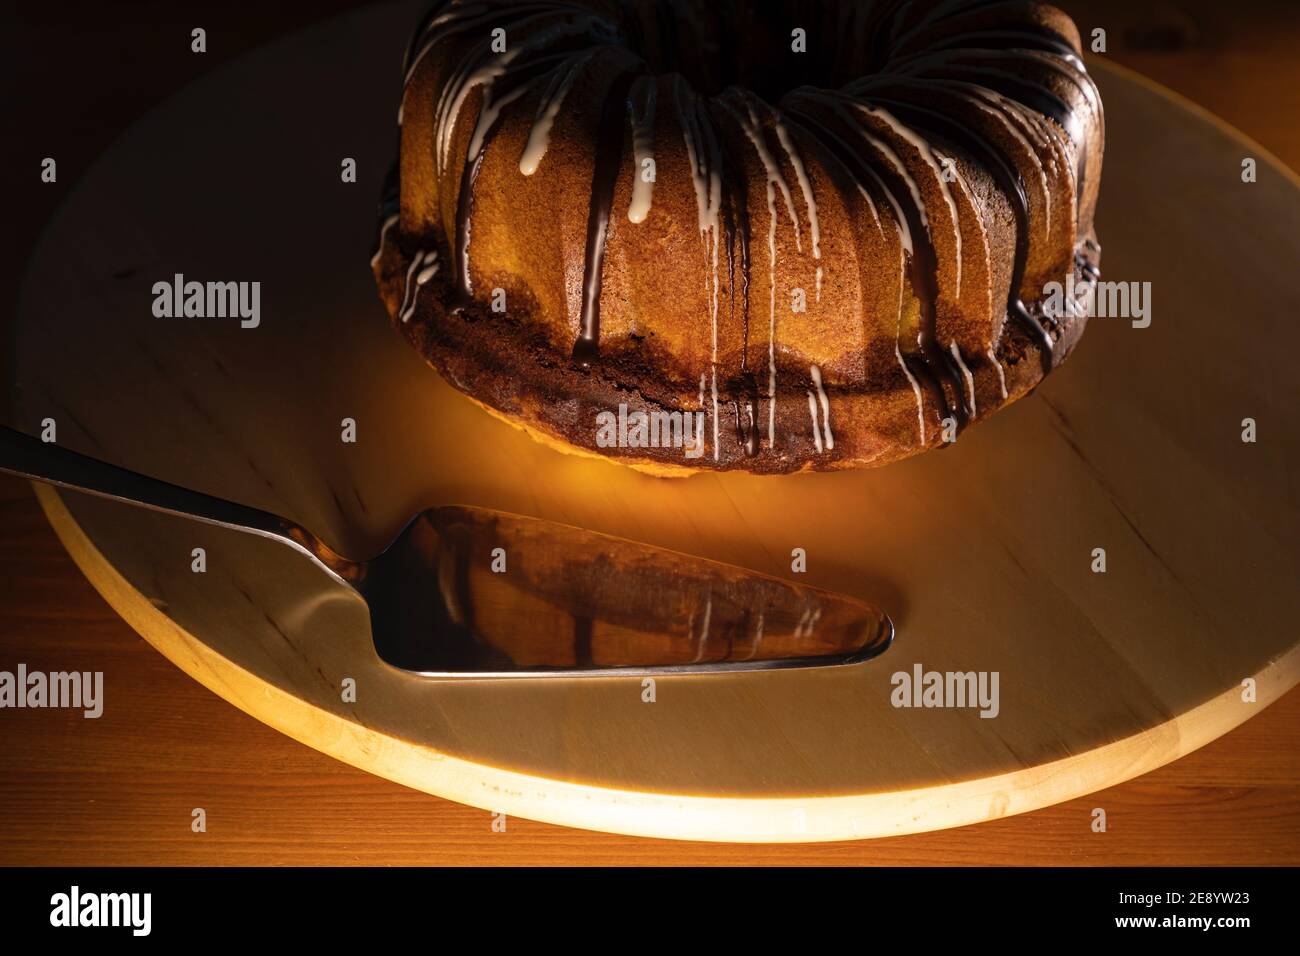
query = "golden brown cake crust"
xmin=374 ymin=0 xmax=1105 ymax=475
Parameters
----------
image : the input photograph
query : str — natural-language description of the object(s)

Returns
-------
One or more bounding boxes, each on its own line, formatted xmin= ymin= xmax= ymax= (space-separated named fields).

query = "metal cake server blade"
xmin=0 ymin=426 xmax=893 ymax=677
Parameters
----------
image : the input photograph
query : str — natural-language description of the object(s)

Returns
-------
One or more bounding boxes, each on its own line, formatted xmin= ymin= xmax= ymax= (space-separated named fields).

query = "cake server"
xmin=0 ymin=425 xmax=893 ymax=677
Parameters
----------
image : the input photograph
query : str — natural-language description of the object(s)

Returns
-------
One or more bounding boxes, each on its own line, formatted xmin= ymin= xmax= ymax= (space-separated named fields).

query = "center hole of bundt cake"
xmin=621 ymin=11 xmax=864 ymax=101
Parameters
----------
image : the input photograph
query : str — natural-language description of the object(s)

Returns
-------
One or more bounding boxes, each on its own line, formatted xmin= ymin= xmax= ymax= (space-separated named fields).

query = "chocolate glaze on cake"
xmin=373 ymin=0 xmax=1104 ymax=476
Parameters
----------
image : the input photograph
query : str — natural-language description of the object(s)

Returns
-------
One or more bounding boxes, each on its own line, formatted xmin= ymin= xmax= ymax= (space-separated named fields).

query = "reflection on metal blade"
xmin=366 ymin=506 xmax=893 ymax=677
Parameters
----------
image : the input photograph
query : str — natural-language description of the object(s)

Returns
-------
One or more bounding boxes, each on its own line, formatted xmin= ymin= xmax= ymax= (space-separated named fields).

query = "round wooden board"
xmin=10 ymin=2 xmax=1300 ymax=843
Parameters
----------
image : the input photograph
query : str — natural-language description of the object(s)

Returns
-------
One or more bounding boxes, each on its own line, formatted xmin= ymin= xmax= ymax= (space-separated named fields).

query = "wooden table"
xmin=2 ymin=0 xmax=1299 ymax=865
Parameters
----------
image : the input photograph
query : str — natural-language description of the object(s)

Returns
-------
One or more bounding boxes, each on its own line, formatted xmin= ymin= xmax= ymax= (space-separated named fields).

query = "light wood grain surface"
xmin=2 ymin=0 xmax=1300 ymax=863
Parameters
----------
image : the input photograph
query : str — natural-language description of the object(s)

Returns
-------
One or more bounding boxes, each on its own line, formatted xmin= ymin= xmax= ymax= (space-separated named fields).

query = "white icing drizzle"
xmin=398 ymin=250 xmax=439 ymax=323
xmin=850 ymin=109 xmax=934 ymax=263
xmin=627 ymin=77 xmax=657 ymax=223
xmin=690 ymin=594 xmax=713 ymax=663
xmin=794 ymin=603 xmax=822 ymax=638
xmin=986 ymin=347 xmax=1008 ymax=400
xmin=898 ymin=343 xmax=926 ymax=445
xmin=443 ymin=70 xmax=529 ymax=287
xmin=1003 ymin=103 xmax=1055 ymax=235
xmin=416 ymin=255 xmax=441 ymax=285
xmin=675 ymin=81 xmax=723 ymax=460
xmin=809 ymin=364 xmax=833 ymax=450
xmin=468 ymin=83 xmax=528 ymax=162
xmin=852 ymin=180 xmax=886 ymax=237
xmin=806 ymin=390 xmax=824 ymax=454
xmin=402 ymin=4 xmax=476 ymax=87
xmin=431 ymin=15 xmax=602 ymax=178
xmin=861 ymin=104 xmax=963 ymax=297
xmin=746 ymin=610 xmax=765 ymax=660
xmin=711 ymin=365 xmax=720 ymax=461
xmin=396 ymin=254 xmax=425 ymax=322
xmin=729 ymin=99 xmax=802 ymax=250
xmin=948 ymin=341 xmax=977 ymax=418
xmin=518 ymin=52 xmax=593 ymax=176
xmin=370 ymin=213 xmax=399 ymax=270
xmin=943 ymin=151 xmax=985 ymax=295
xmin=892 ymin=242 xmax=926 ymax=446
xmin=962 ymin=86 xmax=1055 ymax=242
xmin=846 ymin=121 xmax=915 ymax=257
xmin=773 ymin=118 xmax=822 ymax=299
xmin=1021 ymin=48 xmax=1103 ymax=140
xmin=453 ymin=30 xmax=641 ymax=295
xmin=435 ymin=51 xmax=515 ymax=175
xmin=397 ymin=4 xmax=469 ymax=127
xmin=719 ymin=95 xmax=808 ymax=448
xmin=966 ymin=81 xmax=1077 ymax=221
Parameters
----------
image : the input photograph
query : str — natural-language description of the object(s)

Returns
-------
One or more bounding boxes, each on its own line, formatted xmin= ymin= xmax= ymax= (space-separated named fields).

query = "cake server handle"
xmin=0 ymin=425 xmax=356 ymax=585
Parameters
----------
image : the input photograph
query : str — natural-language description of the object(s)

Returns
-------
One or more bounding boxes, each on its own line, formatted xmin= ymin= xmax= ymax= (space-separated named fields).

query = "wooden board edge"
xmin=1093 ymin=59 xmax=1300 ymax=185
xmin=30 ymin=481 xmax=1300 ymax=844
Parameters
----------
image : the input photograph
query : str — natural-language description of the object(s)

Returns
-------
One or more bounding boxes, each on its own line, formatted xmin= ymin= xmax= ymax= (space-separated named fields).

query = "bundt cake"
xmin=372 ymin=0 xmax=1104 ymax=476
